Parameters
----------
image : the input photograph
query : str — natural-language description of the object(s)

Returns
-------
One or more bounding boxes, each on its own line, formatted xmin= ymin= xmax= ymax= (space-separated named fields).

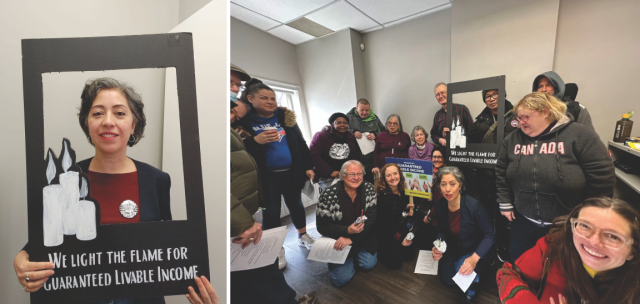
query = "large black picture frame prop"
xmin=446 ymin=75 xmax=506 ymax=169
xmin=23 ymin=33 xmax=209 ymax=303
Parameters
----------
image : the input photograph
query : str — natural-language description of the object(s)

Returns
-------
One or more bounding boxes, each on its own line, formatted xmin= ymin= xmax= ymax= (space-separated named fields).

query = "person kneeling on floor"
xmin=317 ymin=160 xmax=378 ymax=287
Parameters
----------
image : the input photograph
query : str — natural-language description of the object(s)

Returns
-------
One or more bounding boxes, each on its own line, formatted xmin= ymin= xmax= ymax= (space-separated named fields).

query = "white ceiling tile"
xmin=383 ymin=3 xmax=451 ymax=27
xmin=347 ymin=0 xmax=450 ymax=24
xmin=306 ymin=1 xmax=379 ymax=32
xmin=231 ymin=3 xmax=281 ymax=30
xmin=268 ymin=25 xmax=316 ymax=44
xmin=231 ymin=0 xmax=335 ymax=23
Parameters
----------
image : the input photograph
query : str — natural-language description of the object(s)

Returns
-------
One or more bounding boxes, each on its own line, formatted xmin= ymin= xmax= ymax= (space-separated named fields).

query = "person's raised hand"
xmin=354 ymin=131 xmax=363 ymax=139
xmin=501 ymin=211 xmax=515 ymax=222
xmin=442 ymin=127 xmax=450 ymax=137
xmin=366 ymin=133 xmax=376 ymax=141
xmin=254 ymin=130 xmax=279 ymax=144
xmin=432 ymin=247 xmax=443 ymax=261
xmin=334 ymin=237 xmax=352 ymax=250
xmin=232 ymin=222 xmax=263 ymax=249
xmin=185 ymin=276 xmax=219 ymax=304
xmin=348 ymin=222 xmax=364 ymax=234
xmin=372 ymin=167 xmax=380 ymax=176
xmin=14 ymin=250 xmax=55 ymax=292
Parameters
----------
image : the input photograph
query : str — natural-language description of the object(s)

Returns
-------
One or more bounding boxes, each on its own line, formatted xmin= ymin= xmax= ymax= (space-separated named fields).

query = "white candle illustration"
xmin=59 ymin=141 xmax=80 ymax=235
xmin=43 ymin=150 xmax=63 ymax=247
xmin=76 ymin=176 xmax=97 ymax=241
xmin=450 ymin=119 xmax=458 ymax=149
xmin=459 ymin=128 xmax=467 ymax=148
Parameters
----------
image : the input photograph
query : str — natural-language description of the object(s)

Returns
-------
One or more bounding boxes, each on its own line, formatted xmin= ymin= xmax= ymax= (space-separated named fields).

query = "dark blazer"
xmin=434 ymin=194 xmax=496 ymax=261
xmin=77 ymin=158 xmax=172 ymax=222
xmin=25 ymin=158 xmax=170 ymax=304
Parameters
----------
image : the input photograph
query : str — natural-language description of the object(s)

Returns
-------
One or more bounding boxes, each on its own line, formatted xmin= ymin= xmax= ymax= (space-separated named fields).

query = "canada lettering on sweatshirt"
xmin=513 ymin=142 xmax=565 ymax=155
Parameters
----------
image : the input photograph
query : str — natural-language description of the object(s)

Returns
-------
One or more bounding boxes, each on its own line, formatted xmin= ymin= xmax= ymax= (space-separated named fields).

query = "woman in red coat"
xmin=497 ymin=197 xmax=640 ymax=304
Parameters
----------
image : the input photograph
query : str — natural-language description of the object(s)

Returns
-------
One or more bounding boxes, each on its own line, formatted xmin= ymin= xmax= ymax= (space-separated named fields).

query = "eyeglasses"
xmin=432 ymin=155 xmax=443 ymax=159
xmin=484 ymin=93 xmax=499 ymax=101
xmin=344 ymin=173 xmax=364 ymax=179
xmin=230 ymin=81 xmax=245 ymax=91
xmin=435 ymin=92 xmax=447 ymax=98
xmin=516 ymin=113 xmax=535 ymax=122
xmin=570 ymin=218 xmax=633 ymax=249
xmin=387 ymin=122 xmax=399 ymax=126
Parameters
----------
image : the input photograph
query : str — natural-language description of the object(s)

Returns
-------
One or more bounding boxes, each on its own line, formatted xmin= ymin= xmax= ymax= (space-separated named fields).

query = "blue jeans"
xmin=509 ymin=212 xmax=551 ymax=263
xmin=439 ymin=251 xmax=488 ymax=297
xmin=263 ymin=170 xmax=307 ymax=230
xmin=230 ymin=260 xmax=296 ymax=304
xmin=328 ymin=250 xmax=377 ymax=287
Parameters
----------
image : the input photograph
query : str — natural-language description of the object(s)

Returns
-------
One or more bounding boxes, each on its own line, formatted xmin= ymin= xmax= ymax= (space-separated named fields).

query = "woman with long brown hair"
xmin=375 ymin=163 xmax=419 ymax=270
xmin=497 ymin=197 xmax=640 ymax=304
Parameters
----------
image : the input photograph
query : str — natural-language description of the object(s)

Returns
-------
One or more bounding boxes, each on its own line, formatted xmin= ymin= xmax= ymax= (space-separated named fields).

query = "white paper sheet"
xmin=452 ymin=271 xmax=477 ymax=292
xmin=356 ymin=132 xmax=376 ymax=155
xmin=414 ymin=250 xmax=438 ymax=275
xmin=230 ymin=226 xmax=288 ymax=272
xmin=307 ymin=236 xmax=351 ymax=264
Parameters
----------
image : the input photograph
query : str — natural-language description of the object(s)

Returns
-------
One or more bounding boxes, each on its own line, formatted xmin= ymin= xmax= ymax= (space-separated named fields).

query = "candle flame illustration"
xmin=80 ymin=176 xmax=88 ymax=199
xmin=62 ymin=140 xmax=72 ymax=173
xmin=46 ymin=150 xmax=56 ymax=185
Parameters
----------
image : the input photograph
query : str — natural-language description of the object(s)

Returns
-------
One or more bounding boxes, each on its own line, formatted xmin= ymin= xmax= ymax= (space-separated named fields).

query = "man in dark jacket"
xmin=317 ymin=160 xmax=378 ymax=287
xmin=533 ymin=71 xmax=595 ymax=131
xmin=467 ymin=89 xmax=518 ymax=262
xmin=346 ymin=98 xmax=385 ymax=183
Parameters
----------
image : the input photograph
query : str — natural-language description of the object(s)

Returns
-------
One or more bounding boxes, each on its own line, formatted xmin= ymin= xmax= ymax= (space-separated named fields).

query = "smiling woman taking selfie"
xmin=497 ymin=197 xmax=640 ymax=304
xmin=495 ymin=92 xmax=614 ymax=263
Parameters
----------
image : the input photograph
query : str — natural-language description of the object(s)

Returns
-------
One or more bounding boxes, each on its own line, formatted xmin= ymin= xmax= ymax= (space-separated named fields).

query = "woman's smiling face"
xmin=86 ymin=89 xmax=135 ymax=155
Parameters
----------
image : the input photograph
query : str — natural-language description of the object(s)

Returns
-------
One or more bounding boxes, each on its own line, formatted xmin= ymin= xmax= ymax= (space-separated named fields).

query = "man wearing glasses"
xmin=317 ymin=160 xmax=378 ymax=287
xmin=430 ymin=82 xmax=473 ymax=147
xmin=467 ymin=89 xmax=519 ymax=263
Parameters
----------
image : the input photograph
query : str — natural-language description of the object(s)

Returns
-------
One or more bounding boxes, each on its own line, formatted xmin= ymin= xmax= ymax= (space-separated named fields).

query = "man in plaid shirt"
xmin=430 ymin=82 xmax=473 ymax=147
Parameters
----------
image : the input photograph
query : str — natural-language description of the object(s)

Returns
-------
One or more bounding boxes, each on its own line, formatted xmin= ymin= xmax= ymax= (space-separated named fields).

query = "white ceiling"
xmin=230 ymin=0 xmax=453 ymax=45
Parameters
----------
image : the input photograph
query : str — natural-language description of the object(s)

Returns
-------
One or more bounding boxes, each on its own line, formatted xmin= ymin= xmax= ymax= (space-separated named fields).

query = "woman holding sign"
xmin=375 ymin=163 xmax=420 ymax=270
xmin=431 ymin=166 xmax=496 ymax=302
xmin=14 ymin=78 xmax=172 ymax=303
xmin=371 ymin=114 xmax=411 ymax=177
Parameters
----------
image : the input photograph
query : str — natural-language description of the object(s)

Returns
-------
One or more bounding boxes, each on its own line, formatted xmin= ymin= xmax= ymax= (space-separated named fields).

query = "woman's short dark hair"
xmin=435 ymin=166 xmax=466 ymax=192
xmin=78 ymin=77 xmax=145 ymax=147
xmin=431 ymin=146 xmax=444 ymax=158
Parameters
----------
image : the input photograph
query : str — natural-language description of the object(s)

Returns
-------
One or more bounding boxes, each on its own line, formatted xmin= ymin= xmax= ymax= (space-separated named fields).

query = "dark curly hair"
xmin=78 ymin=77 xmax=145 ymax=147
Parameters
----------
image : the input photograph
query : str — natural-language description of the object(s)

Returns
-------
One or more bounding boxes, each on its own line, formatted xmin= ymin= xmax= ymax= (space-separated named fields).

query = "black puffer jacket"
xmin=496 ymin=114 xmax=614 ymax=225
xmin=239 ymin=107 xmax=313 ymax=204
xmin=467 ymin=100 xmax=518 ymax=144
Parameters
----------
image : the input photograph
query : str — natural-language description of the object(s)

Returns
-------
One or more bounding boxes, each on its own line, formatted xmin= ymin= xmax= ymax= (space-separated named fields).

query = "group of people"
xmin=230 ymin=61 xmax=640 ymax=304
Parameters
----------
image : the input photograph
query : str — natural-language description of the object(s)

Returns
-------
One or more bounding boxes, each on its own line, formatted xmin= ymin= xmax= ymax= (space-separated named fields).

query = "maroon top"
xmin=373 ymin=131 xmax=411 ymax=169
xmin=342 ymin=188 xmax=363 ymax=257
xmin=449 ymin=208 xmax=461 ymax=241
xmin=88 ymin=171 xmax=141 ymax=224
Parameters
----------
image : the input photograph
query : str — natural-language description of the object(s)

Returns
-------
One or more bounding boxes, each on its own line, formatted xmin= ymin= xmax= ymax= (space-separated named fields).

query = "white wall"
xmin=553 ymin=0 xmax=640 ymax=143
xmin=163 ymin=1 xmax=228 ymax=302
xmin=178 ymin=0 xmax=212 ymax=23
xmin=450 ymin=0 xmax=559 ymax=117
xmin=297 ymin=29 xmax=359 ymax=135
xmin=362 ymin=9 xmax=451 ymax=141
xmin=0 ymin=1 xmax=179 ymax=303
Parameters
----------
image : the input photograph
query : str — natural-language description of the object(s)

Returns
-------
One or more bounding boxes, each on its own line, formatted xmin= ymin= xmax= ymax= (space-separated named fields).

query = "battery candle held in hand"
xmin=433 ymin=238 xmax=447 ymax=253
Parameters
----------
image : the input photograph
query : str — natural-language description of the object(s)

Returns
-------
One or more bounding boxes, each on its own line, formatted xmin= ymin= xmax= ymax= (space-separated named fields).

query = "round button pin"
xmin=119 ymin=200 xmax=138 ymax=219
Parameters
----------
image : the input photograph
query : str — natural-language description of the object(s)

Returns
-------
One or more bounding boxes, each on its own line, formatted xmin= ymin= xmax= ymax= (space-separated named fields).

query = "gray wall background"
xmin=0 ymin=0 xmax=225 ymax=303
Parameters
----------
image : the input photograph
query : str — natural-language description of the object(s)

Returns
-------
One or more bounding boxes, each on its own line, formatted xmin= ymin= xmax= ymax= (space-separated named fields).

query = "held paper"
xmin=452 ymin=271 xmax=477 ymax=292
xmin=230 ymin=226 xmax=288 ymax=272
xmin=414 ymin=250 xmax=438 ymax=275
xmin=307 ymin=236 xmax=351 ymax=264
xmin=356 ymin=132 xmax=376 ymax=155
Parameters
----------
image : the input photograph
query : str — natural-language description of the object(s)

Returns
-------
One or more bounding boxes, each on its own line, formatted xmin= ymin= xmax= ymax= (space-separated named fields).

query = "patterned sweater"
xmin=317 ymin=181 xmax=378 ymax=254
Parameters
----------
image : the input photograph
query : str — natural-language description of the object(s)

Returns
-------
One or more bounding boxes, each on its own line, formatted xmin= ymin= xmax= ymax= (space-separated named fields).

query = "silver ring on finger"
xmin=25 ymin=272 xmax=31 ymax=282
